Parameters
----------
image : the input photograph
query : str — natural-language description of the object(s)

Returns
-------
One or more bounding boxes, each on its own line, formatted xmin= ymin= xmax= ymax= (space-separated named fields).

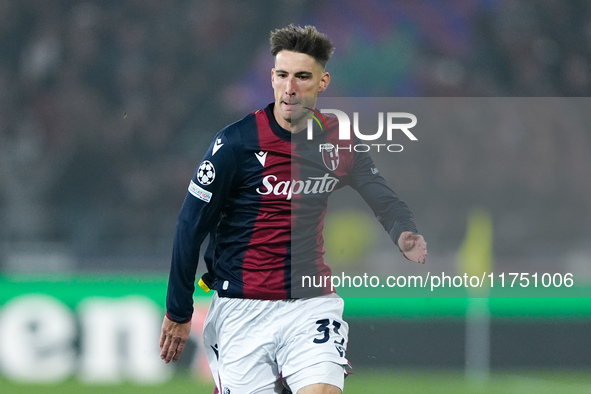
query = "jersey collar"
xmin=264 ymin=103 xmax=323 ymax=142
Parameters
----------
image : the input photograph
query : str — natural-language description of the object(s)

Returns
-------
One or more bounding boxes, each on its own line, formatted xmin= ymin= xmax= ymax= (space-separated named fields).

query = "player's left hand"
xmin=398 ymin=231 xmax=428 ymax=264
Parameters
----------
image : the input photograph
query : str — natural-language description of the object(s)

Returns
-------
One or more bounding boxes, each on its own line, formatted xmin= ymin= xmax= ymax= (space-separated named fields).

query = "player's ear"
xmin=318 ymin=71 xmax=330 ymax=93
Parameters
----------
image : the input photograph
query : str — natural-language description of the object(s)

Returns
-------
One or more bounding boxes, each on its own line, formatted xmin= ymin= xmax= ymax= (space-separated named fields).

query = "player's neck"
xmin=272 ymin=106 xmax=306 ymax=134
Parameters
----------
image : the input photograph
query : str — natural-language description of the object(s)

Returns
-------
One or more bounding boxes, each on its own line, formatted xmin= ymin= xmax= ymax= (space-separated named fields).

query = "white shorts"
xmin=203 ymin=293 xmax=350 ymax=394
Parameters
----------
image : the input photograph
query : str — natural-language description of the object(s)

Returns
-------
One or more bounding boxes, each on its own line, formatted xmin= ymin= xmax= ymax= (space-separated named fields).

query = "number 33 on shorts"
xmin=313 ymin=319 xmax=346 ymax=357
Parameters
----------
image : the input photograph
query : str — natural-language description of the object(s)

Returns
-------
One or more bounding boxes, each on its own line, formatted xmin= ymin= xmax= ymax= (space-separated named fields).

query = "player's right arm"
xmin=160 ymin=315 xmax=191 ymax=363
xmin=160 ymin=130 xmax=237 ymax=362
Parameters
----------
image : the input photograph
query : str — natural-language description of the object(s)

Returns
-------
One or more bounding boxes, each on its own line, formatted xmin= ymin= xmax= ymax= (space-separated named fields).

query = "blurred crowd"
xmin=0 ymin=0 xmax=284 ymax=263
xmin=1 ymin=0 xmax=590 ymax=271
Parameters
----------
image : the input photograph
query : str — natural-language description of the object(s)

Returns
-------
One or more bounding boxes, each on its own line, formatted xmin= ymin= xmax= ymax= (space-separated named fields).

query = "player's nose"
xmin=285 ymin=77 xmax=296 ymax=96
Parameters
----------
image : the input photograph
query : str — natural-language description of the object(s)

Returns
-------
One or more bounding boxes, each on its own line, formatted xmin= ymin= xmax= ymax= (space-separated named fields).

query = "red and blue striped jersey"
xmin=165 ymin=103 xmax=417 ymax=322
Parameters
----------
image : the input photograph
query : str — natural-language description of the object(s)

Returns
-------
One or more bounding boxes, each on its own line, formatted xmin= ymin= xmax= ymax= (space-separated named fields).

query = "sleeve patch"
xmin=188 ymin=180 xmax=212 ymax=203
xmin=197 ymin=160 xmax=216 ymax=185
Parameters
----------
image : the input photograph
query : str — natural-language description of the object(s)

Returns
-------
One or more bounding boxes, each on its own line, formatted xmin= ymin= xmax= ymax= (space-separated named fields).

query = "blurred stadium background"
xmin=1 ymin=0 xmax=591 ymax=392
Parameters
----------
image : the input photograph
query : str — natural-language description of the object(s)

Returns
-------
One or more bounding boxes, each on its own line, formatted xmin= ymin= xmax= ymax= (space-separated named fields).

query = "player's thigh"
xmin=296 ymin=383 xmax=341 ymax=394
xmin=278 ymin=295 xmax=349 ymax=390
xmin=203 ymin=294 xmax=282 ymax=393
xmin=285 ymin=361 xmax=345 ymax=394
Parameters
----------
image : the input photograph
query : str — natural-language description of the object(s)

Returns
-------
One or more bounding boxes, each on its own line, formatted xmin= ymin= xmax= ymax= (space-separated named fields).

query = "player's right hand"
xmin=159 ymin=315 xmax=192 ymax=363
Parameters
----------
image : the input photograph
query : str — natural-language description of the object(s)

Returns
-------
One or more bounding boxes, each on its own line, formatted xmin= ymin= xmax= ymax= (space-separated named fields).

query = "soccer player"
xmin=160 ymin=24 xmax=428 ymax=394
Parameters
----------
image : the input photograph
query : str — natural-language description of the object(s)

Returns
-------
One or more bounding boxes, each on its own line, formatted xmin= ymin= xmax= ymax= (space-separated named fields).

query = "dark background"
xmin=1 ymin=0 xmax=590 ymax=377
xmin=2 ymin=0 xmax=590 ymax=274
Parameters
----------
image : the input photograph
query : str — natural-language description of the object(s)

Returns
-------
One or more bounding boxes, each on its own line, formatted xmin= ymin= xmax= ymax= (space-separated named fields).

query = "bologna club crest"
xmin=321 ymin=143 xmax=339 ymax=171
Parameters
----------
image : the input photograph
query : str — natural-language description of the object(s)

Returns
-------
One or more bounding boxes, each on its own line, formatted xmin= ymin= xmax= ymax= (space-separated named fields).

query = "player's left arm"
xmin=348 ymin=151 xmax=427 ymax=264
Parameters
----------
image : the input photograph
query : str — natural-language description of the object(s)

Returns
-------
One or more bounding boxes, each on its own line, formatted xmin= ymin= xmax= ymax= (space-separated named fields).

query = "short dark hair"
xmin=270 ymin=24 xmax=334 ymax=68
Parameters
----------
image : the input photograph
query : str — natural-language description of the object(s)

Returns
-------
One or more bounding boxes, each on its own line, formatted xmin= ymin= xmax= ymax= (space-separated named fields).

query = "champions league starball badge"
xmin=197 ymin=160 xmax=216 ymax=185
